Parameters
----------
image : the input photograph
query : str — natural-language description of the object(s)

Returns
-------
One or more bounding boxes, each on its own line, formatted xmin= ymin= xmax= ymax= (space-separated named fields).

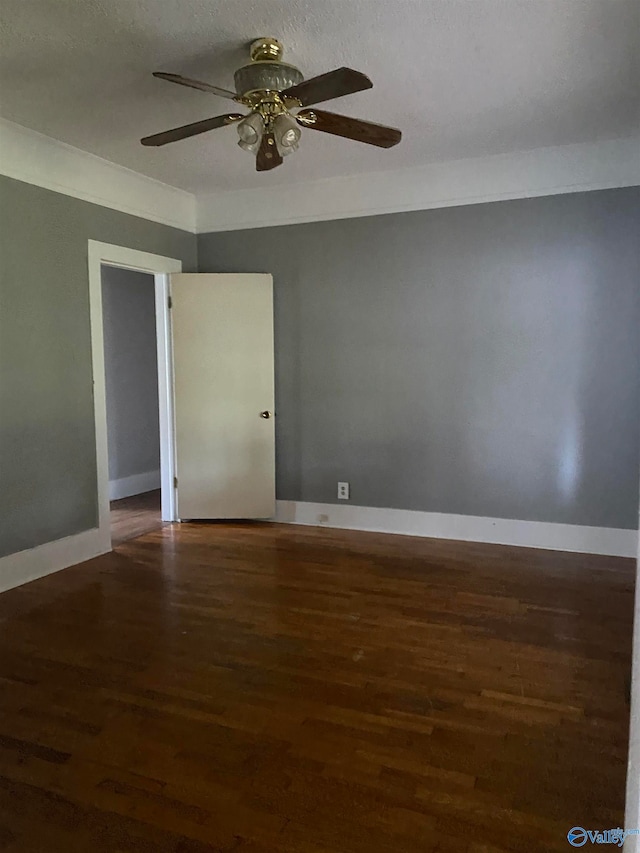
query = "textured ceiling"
xmin=0 ymin=0 xmax=638 ymax=193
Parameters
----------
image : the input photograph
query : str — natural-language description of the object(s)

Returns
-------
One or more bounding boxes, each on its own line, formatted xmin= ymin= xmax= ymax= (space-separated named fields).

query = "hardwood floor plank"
xmin=110 ymin=489 xmax=163 ymax=546
xmin=0 ymin=521 xmax=633 ymax=851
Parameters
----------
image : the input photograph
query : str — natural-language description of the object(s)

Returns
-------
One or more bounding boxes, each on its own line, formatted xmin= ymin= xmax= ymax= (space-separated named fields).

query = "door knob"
xmin=260 ymin=410 xmax=272 ymax=419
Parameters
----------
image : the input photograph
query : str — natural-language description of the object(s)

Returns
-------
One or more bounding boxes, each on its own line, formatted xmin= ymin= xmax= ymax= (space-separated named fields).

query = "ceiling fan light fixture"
xmin=273 ymin=113 xmax=302 ymax=156
xmin=237 ymin=112 xmax=265 ymax=152
xmin=143 ymin=39 xmax=402 ymax=170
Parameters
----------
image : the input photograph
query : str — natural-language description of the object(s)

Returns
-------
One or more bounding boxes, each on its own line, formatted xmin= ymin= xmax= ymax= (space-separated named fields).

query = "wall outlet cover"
xmin=338 ymin=482 xmax=350 ymax=500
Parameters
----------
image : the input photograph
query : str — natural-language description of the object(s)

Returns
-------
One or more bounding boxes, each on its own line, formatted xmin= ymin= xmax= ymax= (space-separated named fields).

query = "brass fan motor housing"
xmin=234 ymin=37 xmax=304 ymax=98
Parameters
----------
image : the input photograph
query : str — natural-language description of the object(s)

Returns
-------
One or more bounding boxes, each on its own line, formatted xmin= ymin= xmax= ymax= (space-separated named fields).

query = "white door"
xmin=171 ymin=273 xmax=275 ymax=519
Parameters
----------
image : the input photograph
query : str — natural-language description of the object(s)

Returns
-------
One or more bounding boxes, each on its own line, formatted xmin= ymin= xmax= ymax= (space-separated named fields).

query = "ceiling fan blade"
xmin=281 ymin=67 xmax=372 ymax=106
xmin=297 ymin=109 xmax=401 ymax=148
xmin=141 ymin=113 xmax=244 ymax=146
xmin=256 ymin=132 xmax=283 ymax=171
xmin=153 ymin=72 xmax=239 ymax=101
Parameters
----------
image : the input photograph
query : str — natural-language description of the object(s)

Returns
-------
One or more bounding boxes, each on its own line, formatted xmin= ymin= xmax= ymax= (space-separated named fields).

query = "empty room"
xmin=0 ymin=2 xmax=639 ymax=851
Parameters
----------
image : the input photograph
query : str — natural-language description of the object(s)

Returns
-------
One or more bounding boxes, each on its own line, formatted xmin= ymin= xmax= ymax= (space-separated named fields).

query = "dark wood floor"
xmin=0 ymin=522 xmax=634 ymax=852
xmin=110 ymin=489 xmax=163 ymax=546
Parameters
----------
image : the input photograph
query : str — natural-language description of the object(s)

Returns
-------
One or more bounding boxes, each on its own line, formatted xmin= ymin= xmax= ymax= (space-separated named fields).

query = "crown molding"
xmin=2 ymin=118 xmax=637 ymax=236
xmin=197 ymin=135 xmax=640 ymax=233
xmin=0 ymin=118 xmax=197 ymax=233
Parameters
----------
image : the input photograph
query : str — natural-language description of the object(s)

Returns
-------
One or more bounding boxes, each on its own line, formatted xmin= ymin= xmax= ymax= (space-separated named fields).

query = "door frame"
xmin=88 ymin=240 xmax=181 ymax=550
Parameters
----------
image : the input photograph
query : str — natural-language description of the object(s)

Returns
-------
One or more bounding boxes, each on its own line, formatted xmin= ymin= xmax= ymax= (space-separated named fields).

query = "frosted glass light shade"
xmin=273 ymin=113 xmax=301 ymax=156
xmin=237 ymin=113 xmax=265 ymax=152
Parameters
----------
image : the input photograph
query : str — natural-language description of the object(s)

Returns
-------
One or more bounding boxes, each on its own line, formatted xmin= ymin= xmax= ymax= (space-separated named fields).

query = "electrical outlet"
xmin=337 ymin=481 xmax=350 ymax=500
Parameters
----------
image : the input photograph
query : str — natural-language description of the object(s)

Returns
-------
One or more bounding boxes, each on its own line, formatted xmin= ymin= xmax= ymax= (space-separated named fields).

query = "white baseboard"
xmin=109 ymin=470 xmax=161 ymax=501
xmin=0 ymin=500 xmax=631 ymax=598
xmin=275 ymin=501 xmax=637 ymax=558
xmin=0 ymin=528 xmax=110 ymax=595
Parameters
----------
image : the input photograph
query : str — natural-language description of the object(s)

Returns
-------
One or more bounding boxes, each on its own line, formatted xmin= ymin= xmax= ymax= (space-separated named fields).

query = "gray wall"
xmin=0 ymin=175 xmax=197 ymax=558
xmin=101 ymin=267 xmax=159 ymax=484
xmin=198 ymin=187 xmax=640 ymax=529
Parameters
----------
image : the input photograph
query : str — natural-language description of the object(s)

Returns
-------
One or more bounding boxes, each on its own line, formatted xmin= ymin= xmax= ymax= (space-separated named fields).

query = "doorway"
xmin=88 ymin=241 xmax=182 ymax=552
xmin=89 ymin=246 xmax=276 ymax=551
xmin=101 ymin=265 xmax=163 ymax=545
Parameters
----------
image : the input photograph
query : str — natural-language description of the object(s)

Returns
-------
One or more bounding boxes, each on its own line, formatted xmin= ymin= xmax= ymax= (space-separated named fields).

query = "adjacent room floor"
xmin=110 ymin=489 xmax=163 ymax=546
xmin=0 ymin=523 xmax=633 ymax=852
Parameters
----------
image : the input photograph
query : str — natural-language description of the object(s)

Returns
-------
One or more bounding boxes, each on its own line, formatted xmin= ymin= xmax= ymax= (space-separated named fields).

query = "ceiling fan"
xmin=141 ymin=37 xmax=402 ymax=171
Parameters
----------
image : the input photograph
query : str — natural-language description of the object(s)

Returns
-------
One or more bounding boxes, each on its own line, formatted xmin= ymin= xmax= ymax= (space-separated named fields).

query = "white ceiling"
xmin=0 ymin=0 xmax=638 ymax=194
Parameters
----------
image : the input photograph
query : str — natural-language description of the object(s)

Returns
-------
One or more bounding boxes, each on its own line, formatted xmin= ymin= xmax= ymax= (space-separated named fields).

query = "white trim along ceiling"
xmin=0 ymin=119 xmax=196 ymax=232
xmin=1 ymin=118 xmax=639 ymax=234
